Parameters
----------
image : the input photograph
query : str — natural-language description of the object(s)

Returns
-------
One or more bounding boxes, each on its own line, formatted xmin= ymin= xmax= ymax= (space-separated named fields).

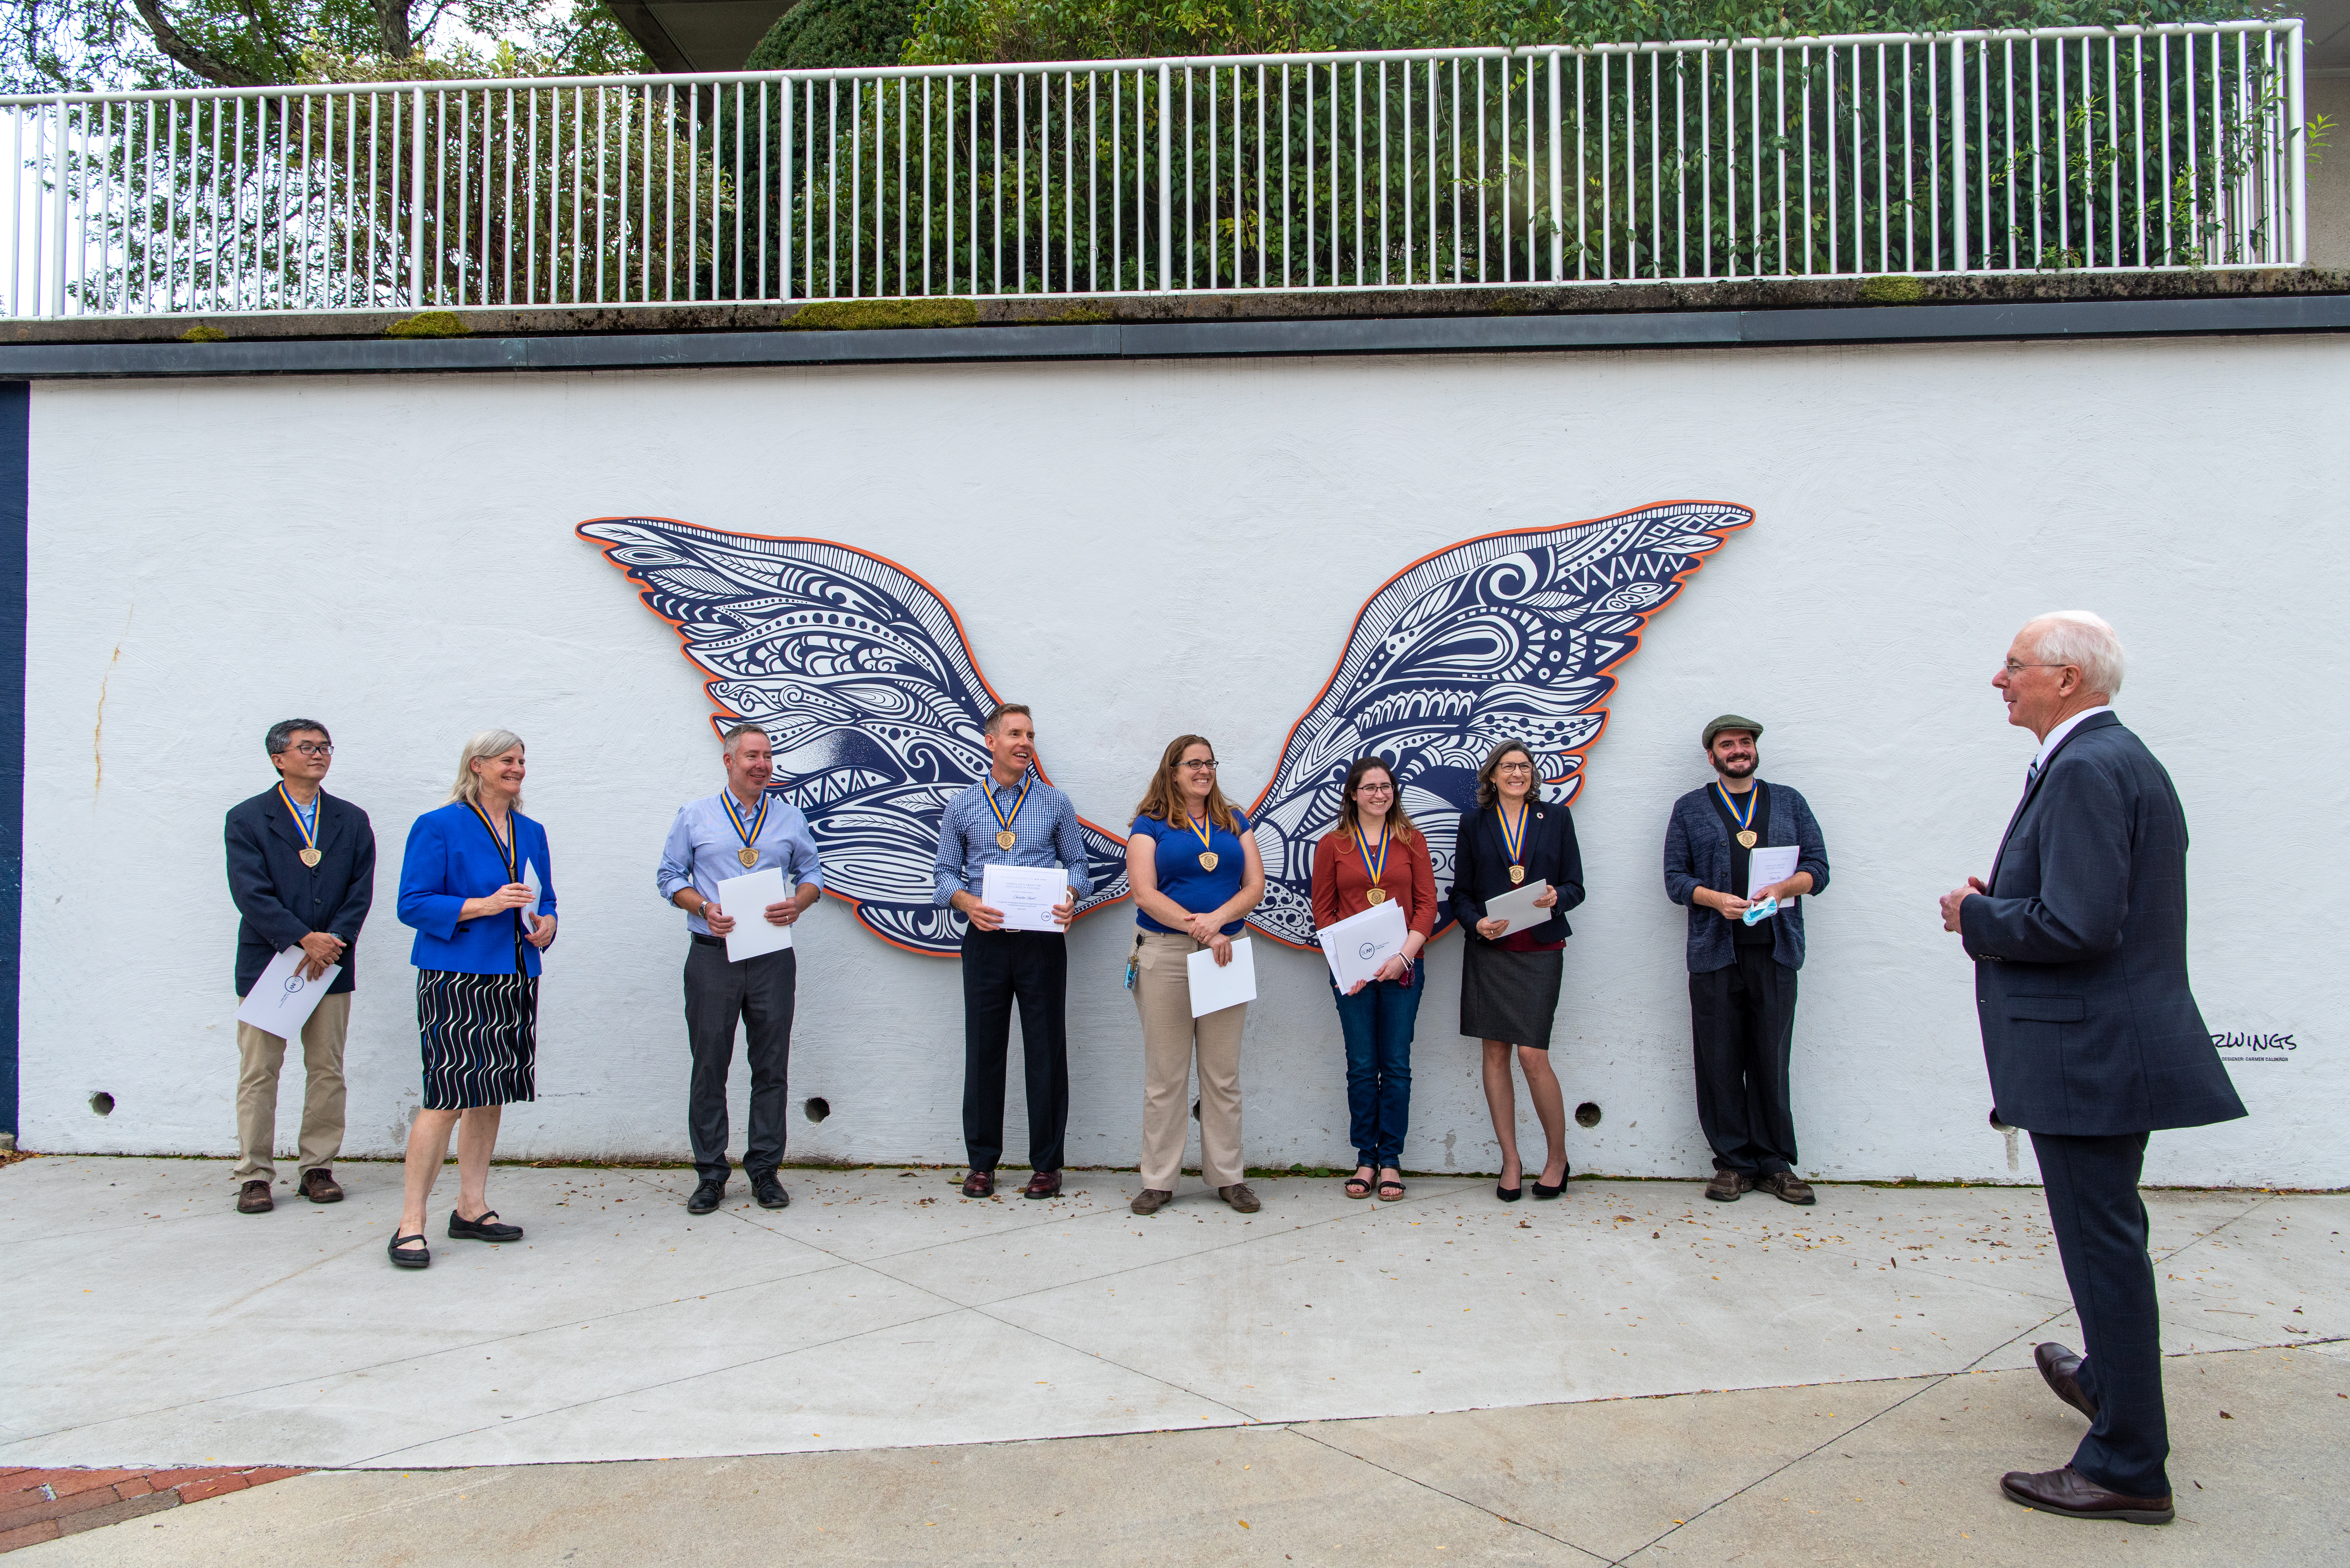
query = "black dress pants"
xmin=1687 ymin=945 xmax=1799 ymax=1176
xmin=960 ymin=928 xmax=1069 ymax=1173
xmin=2032 ymin=1129 xmax=2170 ymax=1498
xmin=683 ymin=938 xmax=796 ymax=1184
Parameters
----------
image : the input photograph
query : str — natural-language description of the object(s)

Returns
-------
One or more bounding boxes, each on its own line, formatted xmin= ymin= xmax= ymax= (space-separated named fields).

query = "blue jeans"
xmin=1332 ymin=970 xmax=1422 ymax=1167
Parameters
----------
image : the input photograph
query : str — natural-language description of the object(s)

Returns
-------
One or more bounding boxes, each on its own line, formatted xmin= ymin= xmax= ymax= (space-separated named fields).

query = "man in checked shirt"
xmin=933 ymin=703 xmax=1093 ymax=1200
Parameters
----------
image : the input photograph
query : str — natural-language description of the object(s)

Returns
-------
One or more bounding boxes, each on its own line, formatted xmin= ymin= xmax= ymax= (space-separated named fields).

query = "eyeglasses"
xmin=1355 ymin=782 xmax=1396 ymax=795
xmin=1495 ymin=762 xmax=1534 ymax=775
xmin=289 ymin=742 xmax=333 ymax=757
xmin=2001 ymin=660 xmax=2069 ymax=677
xmin=1180 ymin=759 xmax=1219 ymax=771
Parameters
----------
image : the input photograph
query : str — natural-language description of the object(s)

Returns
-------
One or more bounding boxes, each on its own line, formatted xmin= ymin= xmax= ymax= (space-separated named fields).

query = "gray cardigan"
xmin=1662 ymin=780 xmax=1830 ymax=973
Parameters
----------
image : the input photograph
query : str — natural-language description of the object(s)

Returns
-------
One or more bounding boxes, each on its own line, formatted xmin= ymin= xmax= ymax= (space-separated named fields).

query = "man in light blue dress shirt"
xmin=657 ymin=725 xmax=823 ymax=1214
xmin=932 ymin=703 xmax=1092 ymax=1200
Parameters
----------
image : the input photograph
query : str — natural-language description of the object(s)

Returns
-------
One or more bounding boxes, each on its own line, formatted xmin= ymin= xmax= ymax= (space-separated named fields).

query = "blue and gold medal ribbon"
xmin=721 ymin=788 xmax=771 ymax=866
xmin=1713 ymin=781 xmax=1758 ymax=836
xmin=277 ymin=783 xmax=322 ymax=867
xmin=1182 ymin=812 xmax=1216 ymax=861
xmin=1352 ymin=820 xmax=1392 ymax=902
xmin=986 ymin=773 xmax=1034 ymax=849
xmin=1499 ymin=800 xmax=1528 ymax=863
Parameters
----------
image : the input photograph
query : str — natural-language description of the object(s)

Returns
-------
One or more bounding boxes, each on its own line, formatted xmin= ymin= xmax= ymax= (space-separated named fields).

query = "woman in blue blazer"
xmin=1452 ymin=741 xmax=1586 ymax=1202
xmin=387 ymin=728 xmax=558 ymax=1269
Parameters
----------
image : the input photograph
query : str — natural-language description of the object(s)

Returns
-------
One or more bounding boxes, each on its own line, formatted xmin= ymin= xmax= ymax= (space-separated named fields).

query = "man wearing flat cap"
xmin=1662 ymin=715 xmax=1831 ymax=1203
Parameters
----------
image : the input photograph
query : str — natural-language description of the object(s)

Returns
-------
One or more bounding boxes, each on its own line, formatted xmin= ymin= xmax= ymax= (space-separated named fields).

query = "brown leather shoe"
xmin=1130 ymin=1188 xmax=1172 ymax=1216
xmin=1703 ymin=1169 xmax=1751 ymax=1202
xmin=237 ymin=1180 xmax=274 ymax=1214
xmin=299 ymin=1167 xmax=344 ymax=1204
xmin=1757 ymin=1170 xmax=1816 ymax=1205
xmin=960 ymin=1169 xmax=995 ymax=1198
xmin=1022 ymin=1170 xmax=1063 ymax=1199
xmin=2035 ymin=1342 xmax=2100 ymax=1421
xmin=2000 ymin=1465 xmax=2172 ymax=1524
xmin=1218 ymin=1183 xmax=1261 ymax=1214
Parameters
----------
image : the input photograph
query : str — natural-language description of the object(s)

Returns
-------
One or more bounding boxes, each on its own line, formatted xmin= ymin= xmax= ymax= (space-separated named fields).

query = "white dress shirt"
xmin=2030 ymin=704 xmax=2112 ymax=777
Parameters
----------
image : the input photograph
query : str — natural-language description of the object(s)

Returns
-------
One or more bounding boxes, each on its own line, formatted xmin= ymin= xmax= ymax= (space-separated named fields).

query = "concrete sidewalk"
xmin=6 ymin=1156 xmax=2346 ymax=1562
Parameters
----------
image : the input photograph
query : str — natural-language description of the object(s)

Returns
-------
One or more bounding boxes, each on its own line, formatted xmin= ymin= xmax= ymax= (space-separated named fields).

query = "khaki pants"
xmin=1132 ymin=931 xmax=1246 ymax=1192
xmin=234 ymin=990 xmax=351 ymax=1183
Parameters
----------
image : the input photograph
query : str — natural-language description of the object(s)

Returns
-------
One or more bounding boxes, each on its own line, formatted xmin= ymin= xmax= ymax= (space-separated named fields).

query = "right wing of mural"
xmin=577 ymin=517 xmax=1131 ymax=955
xmin=1244 ymin=501 xmax=1756 ymax=947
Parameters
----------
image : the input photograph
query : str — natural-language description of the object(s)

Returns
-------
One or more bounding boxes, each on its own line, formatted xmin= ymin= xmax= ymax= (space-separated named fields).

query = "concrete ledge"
xmin=2 ymin=290 xmax=2345 ymax=377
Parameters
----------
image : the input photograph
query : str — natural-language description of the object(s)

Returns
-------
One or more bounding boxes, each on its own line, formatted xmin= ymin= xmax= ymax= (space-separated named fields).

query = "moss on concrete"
xmin=178 ymin=324 xmax=228 ymax=342
xmin=785 ymin=299 xmax=980 ymax=331
xmin=1858 ymin=275 xmax=1928 ymax=305
xmin=384 ymin=311 xmax=471 ymax=338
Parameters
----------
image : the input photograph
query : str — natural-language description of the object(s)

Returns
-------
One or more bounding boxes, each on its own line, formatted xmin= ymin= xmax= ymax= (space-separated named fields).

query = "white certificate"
xmin=1746 ymin=846 xmax=1800 ymax=900
xmin=980 ymin=863 xmax=1070 ymax=933
xmin=1316 ymin=900 xmax=1408 ymax=992
xmin=519 ymin=858 xmax=544 ymax=934
xmin=1478 ymin=879 xmax=1553 ymax=938
xmin=715 ymin=866 xmax=793 ymax=961
xmin=1186 ymin=936 xmax=1257 ymax=1018
xmin=234 ymin=946 xmax=342 ymax=1038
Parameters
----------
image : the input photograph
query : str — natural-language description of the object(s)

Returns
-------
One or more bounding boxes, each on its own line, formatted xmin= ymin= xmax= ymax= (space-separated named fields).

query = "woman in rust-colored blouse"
xmin=1309 ymin=756 xmax=1438 ymax=1203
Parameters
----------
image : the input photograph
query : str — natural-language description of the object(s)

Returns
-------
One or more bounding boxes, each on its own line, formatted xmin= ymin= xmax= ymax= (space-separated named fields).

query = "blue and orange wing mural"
xmin=575 ymin=517 xmax=1132 ymax=955
xmin=1240 ymin=501 xmax=1756 ymax=946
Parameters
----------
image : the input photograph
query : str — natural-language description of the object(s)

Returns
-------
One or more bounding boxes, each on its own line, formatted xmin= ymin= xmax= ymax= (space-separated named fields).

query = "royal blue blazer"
xmin=397 ymin=801 xmax=558 ymax=977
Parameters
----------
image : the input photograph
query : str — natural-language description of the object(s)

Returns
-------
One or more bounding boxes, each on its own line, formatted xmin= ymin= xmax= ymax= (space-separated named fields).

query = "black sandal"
xmin=1343 ymin=1173 xmax=1373 ymax=1199
xmin=1376 ymin=1177 xmax=1406 ymax=1202
xmin=388 ymin=1232 xmax=430 ymax=1269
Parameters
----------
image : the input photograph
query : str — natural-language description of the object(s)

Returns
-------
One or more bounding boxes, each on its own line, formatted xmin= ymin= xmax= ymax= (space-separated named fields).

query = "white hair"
xmin=448 ymin=728 xmax=525 ymax=808
xmin=2024 ymin=611 xmax=2125 ymax=697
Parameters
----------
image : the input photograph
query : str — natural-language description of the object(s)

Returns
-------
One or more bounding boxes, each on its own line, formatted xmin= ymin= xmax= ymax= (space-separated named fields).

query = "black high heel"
xmin=1496 ymin=1182 xmax=1522 ymax=1202
xmin=1532 ymin=1160 xmax=1570 ymax=1200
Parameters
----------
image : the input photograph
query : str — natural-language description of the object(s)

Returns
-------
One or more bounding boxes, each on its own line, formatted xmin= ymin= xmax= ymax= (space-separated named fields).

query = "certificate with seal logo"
xmin=235 ymin=946 xmax=342 ymax=1037
xmin=1315 ymin=900 xmax=1407 ymax=992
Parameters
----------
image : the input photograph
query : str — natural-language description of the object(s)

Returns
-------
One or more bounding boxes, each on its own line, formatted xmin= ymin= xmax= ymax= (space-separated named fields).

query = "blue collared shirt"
xmin=933 ymin=773 xmax=1094 ymax=907
xmin=657 ymin=789 xmax=824 ymax=936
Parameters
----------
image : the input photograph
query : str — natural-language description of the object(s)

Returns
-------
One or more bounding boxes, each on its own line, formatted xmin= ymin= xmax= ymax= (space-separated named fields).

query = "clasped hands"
xmin=1696 ymin=881 xmax=1802 ymax=923
xmin=1939 ymin=877 xmax=1988 ymax=934
xmin=295 ymin=930 xmax=346 ymax=981
xmin=465 ymin=883 xmax=558 ymax=948
xmin=1473 ymin=885 xmax=1558 ymax=940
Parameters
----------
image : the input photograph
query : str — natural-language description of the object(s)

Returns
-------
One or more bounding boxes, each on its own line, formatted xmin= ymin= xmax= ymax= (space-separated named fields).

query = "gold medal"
xmin=1365 ymin=887 xmax=1388 ymax=904
xmin=1198 ymin=851 xmax=1219 ymax=871
xmin=721 ymin=788 xmax=772 ymax=873
xmin=299 ymin=847 xmax=322 ymax=868
xmin=1180 ymin=813 xmax=1220 ymax=875
xmin=1352 ymin=819 xmax=1393 ymax=908
xmin=738 ymin=846 xmax=760 ymax=867
xmin=1737 ymin=830 xmax=1758 ymax=849
xmin=278 ymin=783 xmax=326 ymax=871
xmin=996 ymin=829 xmax=1016 ymax=850
xmin=1498 ymin=799 xmax=1531 ymax=887
xmin=1509 ymin=864 xmax=1525 ymax=885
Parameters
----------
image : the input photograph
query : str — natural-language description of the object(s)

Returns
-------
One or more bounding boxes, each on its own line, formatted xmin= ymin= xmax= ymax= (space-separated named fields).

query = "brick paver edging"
xmin=0 ymin=1465 xmax=308 ymax=1552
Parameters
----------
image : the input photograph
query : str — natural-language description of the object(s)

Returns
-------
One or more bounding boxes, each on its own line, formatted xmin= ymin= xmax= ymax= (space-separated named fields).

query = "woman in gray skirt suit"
xmin=1453 ymin=741 xmax=1585 ymax=1201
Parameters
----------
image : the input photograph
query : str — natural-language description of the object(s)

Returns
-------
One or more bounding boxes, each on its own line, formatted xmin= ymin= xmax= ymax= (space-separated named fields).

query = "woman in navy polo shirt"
xmin=1124 ymin=734 xmax=1265 ymax=1217
xmin=387 ymin=728 xmax=558 ymax=1269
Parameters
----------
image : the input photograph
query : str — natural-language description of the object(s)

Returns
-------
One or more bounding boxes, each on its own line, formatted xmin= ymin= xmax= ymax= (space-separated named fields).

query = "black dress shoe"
xmin=753 ymin=1172 xmax=790 ymax=1209
xmin=448 ymin=1209 xmax=523 ymax=1242
xmin=1495 ymin=1182 xmax=1523 ymax=1202
xmin=2035 ymin=1341 xmax=2100 ymax=1421
xmin=686 ymin=1179 xmax=725 ymax=1214
xmin=2000 ymin=1465 xmax=2172 ymax=1524
xmin=1532 ymin=1160 xmax=1569 ymax=1199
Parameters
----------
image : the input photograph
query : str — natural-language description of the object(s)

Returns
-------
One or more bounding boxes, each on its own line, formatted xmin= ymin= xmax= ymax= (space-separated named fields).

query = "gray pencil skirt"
xmin=1459 ymin=942 xmax=1564 ymax=1050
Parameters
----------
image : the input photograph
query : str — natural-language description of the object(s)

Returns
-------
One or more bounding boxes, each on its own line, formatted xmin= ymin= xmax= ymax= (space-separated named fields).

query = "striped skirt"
xmin=416 ymin=969 xmax=539 ymax=1110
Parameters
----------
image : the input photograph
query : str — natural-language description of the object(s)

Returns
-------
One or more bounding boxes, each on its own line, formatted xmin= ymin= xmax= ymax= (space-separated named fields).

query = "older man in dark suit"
xmin=224 ymin=719 xmax=376 ymax=1215
xmin=1941 ymin=612 xmax=2243 ymax=1527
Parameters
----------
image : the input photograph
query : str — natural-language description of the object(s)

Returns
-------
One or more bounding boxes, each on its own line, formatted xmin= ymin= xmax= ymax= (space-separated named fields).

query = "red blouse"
xmin=1309 ymin=825 xmax=1439 ymax=938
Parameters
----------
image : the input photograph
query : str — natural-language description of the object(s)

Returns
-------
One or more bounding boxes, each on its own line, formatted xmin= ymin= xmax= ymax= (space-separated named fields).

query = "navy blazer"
xmin=397 ymin=801 xmax=558 ymax=977
xmin=1961 ymin=712 xmax=2243 ymax=1136
xmin=1662 ymin=780 xmax=1830 ymax=974
xmin=1451 ymin=799 xmax=1585 ymax=945
xmin=224 ymin=786 xmax=375 ymax=998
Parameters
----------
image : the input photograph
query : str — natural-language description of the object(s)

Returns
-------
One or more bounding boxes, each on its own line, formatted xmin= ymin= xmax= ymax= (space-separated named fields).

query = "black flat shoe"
xmin=388 ymin=1233 xmax=430 ymax=1269
xmin=753 ymin=1172 xmax=790 ymax=1210
xmin=448 ymin=1209 xmax=524 ymax=1242
xmin=686 ymin=1179 xmax=725 ymax=1214
xmin=1495 ymin=1183 xmax=1522 ymax=1202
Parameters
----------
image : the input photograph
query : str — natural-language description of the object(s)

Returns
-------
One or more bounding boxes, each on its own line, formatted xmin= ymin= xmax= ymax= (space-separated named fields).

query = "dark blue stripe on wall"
xmin=0 ymin=382 xmax=23 ymax=1138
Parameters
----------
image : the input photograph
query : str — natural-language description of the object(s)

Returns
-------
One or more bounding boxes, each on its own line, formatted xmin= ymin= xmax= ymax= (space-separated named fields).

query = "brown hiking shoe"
xmin=1757 ymin=1171 xmax=1816 ymax=1205
xmin=300 ymin=1167 xmax=344 ymax=1204
xmin=1130 ymin=1188 xmax=1172 ymax=1216
xmin=1218 ymin=1183 xmax=1261 ymax=1214
xmin=237 ymin=1180 xmax=274 ymax=1214
xmin=1703 ymin=1169 xmax=1751 ymax=1202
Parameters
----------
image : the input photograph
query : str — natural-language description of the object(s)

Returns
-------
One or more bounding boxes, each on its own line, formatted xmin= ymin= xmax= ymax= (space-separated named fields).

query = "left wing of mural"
xmin=577 ymin=517 xmax=1131 ymax=955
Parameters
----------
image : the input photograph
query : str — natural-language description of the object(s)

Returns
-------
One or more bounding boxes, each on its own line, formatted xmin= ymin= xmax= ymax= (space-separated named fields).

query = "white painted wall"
xmin=20 ymin=335 xmax=2346 ymax=1188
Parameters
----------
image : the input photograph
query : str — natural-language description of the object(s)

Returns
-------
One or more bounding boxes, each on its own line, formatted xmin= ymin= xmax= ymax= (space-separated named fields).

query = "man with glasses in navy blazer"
xmin=223 ymin=719 xmax=375 ymax=1215
xmin=1941 ymin=612 xmax=2243 ymax=1527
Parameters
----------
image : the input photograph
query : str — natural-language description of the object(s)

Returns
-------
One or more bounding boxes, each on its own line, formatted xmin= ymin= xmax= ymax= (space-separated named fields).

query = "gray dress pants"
xmin=684 ymin=936 xmax=797 ymax=1183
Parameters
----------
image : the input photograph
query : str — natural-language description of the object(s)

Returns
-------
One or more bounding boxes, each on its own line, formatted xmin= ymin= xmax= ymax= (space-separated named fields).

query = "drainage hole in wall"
xmin=803 ymin=1097 xmax=830 ymax=1123
xmin=1574 ymin=1101 xmax=1602 ymax=1128
xmin=89 ymin=1091 xmax=115 ymax=1116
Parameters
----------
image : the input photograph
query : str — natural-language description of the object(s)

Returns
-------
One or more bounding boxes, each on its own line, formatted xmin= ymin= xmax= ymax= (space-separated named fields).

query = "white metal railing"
xmin=0 ymin=20 xmax=2307 ymax=320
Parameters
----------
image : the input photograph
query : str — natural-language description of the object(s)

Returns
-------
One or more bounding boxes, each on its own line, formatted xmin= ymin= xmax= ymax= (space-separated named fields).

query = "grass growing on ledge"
xmin=786 ymin=299 xmax=979 ymax=331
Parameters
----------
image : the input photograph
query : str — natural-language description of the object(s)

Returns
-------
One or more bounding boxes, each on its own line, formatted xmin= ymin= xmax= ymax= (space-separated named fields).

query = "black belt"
xmin=691 ymin=932 xmax=727 ymax=948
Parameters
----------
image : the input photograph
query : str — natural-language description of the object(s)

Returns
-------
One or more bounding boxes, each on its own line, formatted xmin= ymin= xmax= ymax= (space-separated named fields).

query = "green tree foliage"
xmin=745 ymin=0 xmax=919 ymax=70
xmin=0 ymin=0 xmax=650 ymax=93
xmin=903 ymin=0 xmax=2265 ymax=66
